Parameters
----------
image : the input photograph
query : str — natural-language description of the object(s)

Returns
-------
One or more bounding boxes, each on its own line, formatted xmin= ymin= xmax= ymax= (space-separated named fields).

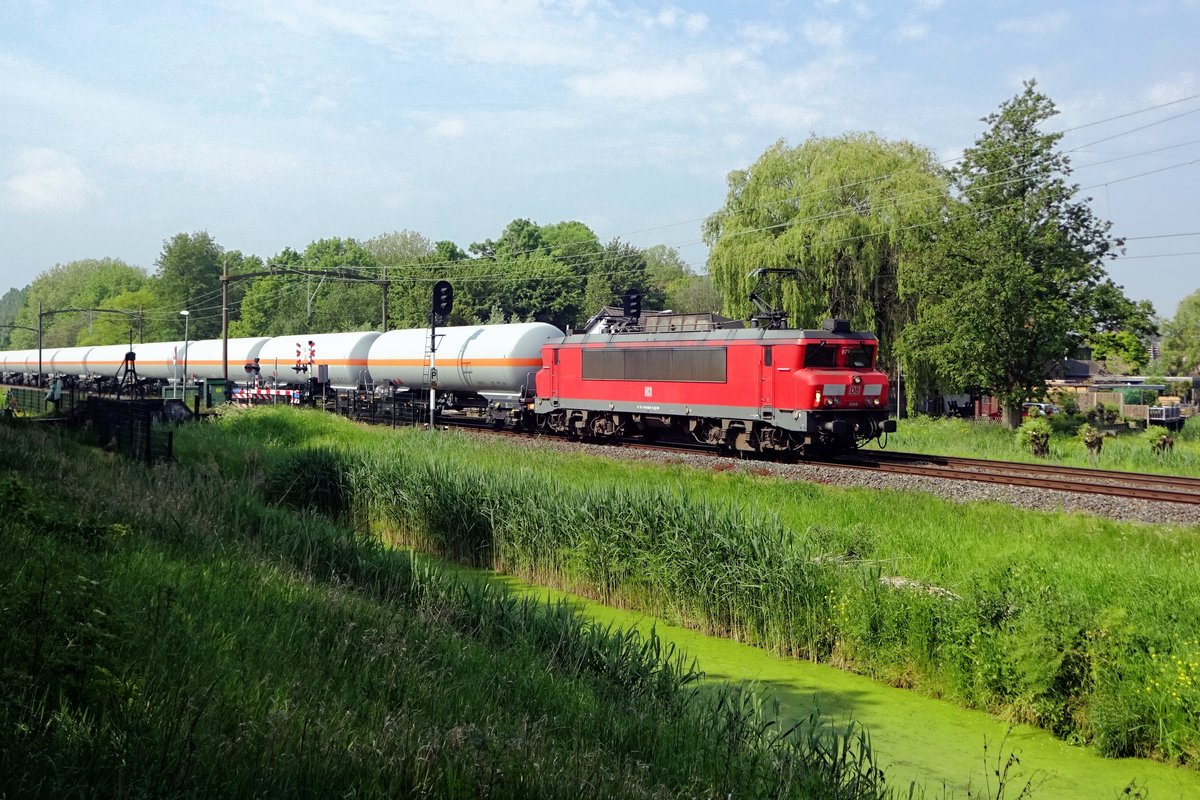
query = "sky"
xmin=2 ymin=0 xmax=1198 ymax=320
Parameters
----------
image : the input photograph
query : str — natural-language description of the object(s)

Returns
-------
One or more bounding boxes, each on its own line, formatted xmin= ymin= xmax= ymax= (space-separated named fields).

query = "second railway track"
xmin=825 ymin=449 xmax=1200 ymax=506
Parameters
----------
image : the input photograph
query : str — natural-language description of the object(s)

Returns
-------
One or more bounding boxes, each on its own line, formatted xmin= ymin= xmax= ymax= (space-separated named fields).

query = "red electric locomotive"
xmin=533 ymin=318 xmax=895 ymax=454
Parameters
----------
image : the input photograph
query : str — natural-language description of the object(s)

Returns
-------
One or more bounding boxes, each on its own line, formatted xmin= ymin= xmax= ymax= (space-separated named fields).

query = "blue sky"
xmin=2 ymin=0 xmax=1198 ymax=319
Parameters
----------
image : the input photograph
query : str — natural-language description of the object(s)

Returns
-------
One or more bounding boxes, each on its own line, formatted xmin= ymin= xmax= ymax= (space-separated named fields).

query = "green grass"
xmin=0 ymin=420 xmax=892 ymax=799
xmin=173 ymin=405 xmax=1200 ymax=769
xmin=873 ymin=414 xmax=1200 ymax=477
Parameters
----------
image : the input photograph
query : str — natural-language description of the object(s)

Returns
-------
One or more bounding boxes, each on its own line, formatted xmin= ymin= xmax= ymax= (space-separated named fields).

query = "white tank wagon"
xmin=1 ymin=349 xmax=36 ymax=376
xmin=183 ymin=337 xmax=271 ymax=381
xmin=258 ymin=331 xmax=381 ymax=388
xmin=50 ymin=346 xmax=95 ymax=377
xmin=368 ymin=323 xmax=563 ymax=396
xmin=83 ymin=342 xmax=185 ymax=381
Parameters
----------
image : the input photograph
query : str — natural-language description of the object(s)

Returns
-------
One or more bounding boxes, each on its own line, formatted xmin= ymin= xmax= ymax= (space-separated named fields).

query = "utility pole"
xmin=37 ymin=300 xmax=43 ymax=386
xmin=381 ymin=264 xmax=389 ymax=333
xmin=221 ymin=256 xmax=229 ymax=386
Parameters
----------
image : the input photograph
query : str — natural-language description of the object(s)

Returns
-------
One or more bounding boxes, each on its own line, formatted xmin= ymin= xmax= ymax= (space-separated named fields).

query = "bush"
xmin=1179 ymin=416 xmax=1200 ymax=442
xmin=1016 ymin=416 xmax=1052 ymax=457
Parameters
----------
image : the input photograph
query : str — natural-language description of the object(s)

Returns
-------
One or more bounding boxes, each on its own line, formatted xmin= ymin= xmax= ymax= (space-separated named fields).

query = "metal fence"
xmin=86 ymin=397 xmax=178 ymax=463
xmin=4 ymin=385 xmax=83 ymax=417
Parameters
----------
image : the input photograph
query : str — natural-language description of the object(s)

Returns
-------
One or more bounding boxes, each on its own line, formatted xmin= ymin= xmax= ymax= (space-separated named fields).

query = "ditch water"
xmin=484 ymin=573 xmax=1200 ymax=799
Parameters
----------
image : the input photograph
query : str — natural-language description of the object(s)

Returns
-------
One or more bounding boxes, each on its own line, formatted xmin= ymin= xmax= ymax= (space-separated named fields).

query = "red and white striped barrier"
xmin=230 ymin=387 xmax=302 ymax=405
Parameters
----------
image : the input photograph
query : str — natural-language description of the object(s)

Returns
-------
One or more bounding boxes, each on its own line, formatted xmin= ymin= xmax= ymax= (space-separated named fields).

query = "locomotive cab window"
xmin=802 ymin=343 xmax=836 ymax=368
xmin=841 ymin=344 xmax=875 ymax=368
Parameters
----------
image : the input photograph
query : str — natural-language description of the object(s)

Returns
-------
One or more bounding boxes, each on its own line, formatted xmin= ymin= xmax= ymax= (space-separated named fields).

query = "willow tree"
xmin=703 ymin=134 xmax=949 ymax=369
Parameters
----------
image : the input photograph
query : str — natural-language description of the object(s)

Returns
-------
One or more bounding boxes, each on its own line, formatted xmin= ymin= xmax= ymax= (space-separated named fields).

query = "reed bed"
xmin=178 ymin=406 xmax=1200 ymax=768
xmin=0 ymin=419 xmax=893 ymax=799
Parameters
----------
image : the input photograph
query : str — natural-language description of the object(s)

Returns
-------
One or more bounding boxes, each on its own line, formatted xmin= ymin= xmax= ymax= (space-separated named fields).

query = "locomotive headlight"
xmin=814 ymin=390 xmax=822 ymax=405
xmin=852 ymin=375 xmax=862 ymax=385
xmin=825 ymin=398 xmax=835 ymax=407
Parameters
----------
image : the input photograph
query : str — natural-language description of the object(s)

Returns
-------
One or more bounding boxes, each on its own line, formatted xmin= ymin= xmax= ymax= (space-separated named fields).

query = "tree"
xmin=468 ymin=219 xmax=601 ymax=330
xmin=155 ymin=232 xmax=224 ymax=339
xmin=363 ymin=230 xmax=438 ymax=329
xmin=1162 ymin=288 xmax=1200 ymax=375
xmin=704 ymin=133 xmax=949 ymax=368
xmin=0 ymin=286 xmax=28 ymax=348
xmin=8 ymin=258 xmax=149 ymax=348
xmin=232 ymin=240 xmax=384 ymax=336
xmin=665 ymin=274 xmax=722 ymax=314
xmin=899 ymin=81 xmax=1130 ymax=427
xmin=641 ymin=244 xmax=723 ymax=314
xmin=1088 ymin=330 xmax=1149 ymax=374
xmin=230 ymin=248 xmax=304 ymax=337
xmin=581 ymin=239 xmax=650 ymax=318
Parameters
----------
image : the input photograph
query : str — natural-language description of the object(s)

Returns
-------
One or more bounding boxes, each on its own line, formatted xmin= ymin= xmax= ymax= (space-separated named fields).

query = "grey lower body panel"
xmin=535 ymin=396 xmax=891 ymax=436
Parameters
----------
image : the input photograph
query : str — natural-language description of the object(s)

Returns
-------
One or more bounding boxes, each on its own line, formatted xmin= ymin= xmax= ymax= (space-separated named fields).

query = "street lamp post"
xmin=180 ymin=310 xmax=190 ymax=398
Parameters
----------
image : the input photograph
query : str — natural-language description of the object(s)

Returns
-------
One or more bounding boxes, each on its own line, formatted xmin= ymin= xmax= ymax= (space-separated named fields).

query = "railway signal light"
xmin=623 ymin=288 xmax=641 ymax=319
xmin=432 ymin=280 xmax=454 ymax=319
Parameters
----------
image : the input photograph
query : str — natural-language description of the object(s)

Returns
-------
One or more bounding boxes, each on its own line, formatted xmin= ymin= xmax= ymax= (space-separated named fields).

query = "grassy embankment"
xmin=875 ymin=415 xmax=1200 ymax=477
xmin=173 ymin=406 xmax=1200 ymax=770
xmin=0 ymin=419 xmax=892 ymax=799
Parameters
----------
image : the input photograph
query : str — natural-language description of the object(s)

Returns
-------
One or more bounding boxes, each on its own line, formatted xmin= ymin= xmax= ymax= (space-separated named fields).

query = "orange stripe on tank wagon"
xmin=370 ymin=358 xmax=542 ymax=367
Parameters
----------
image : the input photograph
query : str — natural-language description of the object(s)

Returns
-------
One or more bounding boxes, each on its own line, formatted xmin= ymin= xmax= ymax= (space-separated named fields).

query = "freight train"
xmin=0 ymin=316 xmax=895 ymax=454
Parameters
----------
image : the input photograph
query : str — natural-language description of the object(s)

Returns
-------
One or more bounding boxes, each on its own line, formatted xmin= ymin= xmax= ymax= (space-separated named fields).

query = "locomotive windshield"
xmin=802 ymin=343 xmax=836 ymax=368
xmin=842 ymin=344 xmax=875 ymax=368
xmin=802 ymin=341 xmax=875 ymax=368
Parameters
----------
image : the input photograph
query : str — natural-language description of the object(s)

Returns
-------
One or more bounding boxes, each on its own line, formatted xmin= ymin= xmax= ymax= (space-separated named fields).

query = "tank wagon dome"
xmin=258 ymin=331 xmax=381 ymax=388
xmin=183 ymin=337 xmax=271 ymax=381
xmin=368 ymin=322 xmax=564 ymax=396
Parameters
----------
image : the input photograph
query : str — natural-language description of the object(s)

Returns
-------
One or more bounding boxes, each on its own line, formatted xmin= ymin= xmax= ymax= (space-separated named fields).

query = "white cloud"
xmin=997 ymin=12 xmax=1070 ymax=35
xmin=897 ymin=22 xmax=928 ymax=41
xmin=240 ymin=0 xmax=597 ymax=68
xmin=684 ymin=13 xmax=708 ymax=34
xmin=428 ymin=117 xmax=467 ymax=138
xmin=569 ymin=64 xmax=707 ymax=102
xmin=308 ymin=94 xmax=338 ymax=114
xmin=747 ymin=102 xmax=821 ymax=131
xmin=740 ymin=23 xmax=789 ymax=47
xmin=915 ymin=0 xmax=944 ymax=10
xmin=3 ymin=148 xmax=97 ymax=213
xmin=1146 ymin=72 xmax=1198 ymax=105
xmin=802 ymin=20 xmax=846 ymax=49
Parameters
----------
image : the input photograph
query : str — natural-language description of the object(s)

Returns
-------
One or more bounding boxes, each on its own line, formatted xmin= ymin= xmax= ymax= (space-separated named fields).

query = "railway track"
xmin=455 ymin=417 xmax=1200 ymax=507
xmin=825 ymin=449 xmax=1200 ymax=506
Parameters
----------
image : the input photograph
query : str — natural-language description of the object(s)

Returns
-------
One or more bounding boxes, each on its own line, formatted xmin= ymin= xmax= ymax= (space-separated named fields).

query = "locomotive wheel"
xmin=695 ymin=419 xmax=724 ymax=446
